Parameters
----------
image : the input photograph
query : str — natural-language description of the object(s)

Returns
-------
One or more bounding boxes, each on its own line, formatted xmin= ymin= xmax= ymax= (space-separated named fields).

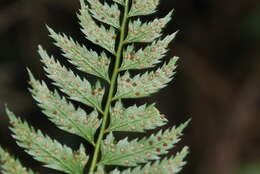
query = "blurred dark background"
xmin=1 ymin=0 xmax=260 ymax=174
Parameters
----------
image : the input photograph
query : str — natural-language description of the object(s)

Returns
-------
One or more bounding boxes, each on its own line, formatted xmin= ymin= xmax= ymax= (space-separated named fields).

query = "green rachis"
xmin=0 ymin=0 xmax=190 ymax=173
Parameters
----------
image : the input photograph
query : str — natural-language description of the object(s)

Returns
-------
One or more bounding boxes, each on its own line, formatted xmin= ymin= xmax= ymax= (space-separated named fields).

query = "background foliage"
xmin=1 ymin=0 xmax=260 ymax=174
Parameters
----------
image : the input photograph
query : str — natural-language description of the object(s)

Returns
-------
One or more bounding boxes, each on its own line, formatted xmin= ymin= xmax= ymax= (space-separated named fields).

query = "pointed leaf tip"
xmin=110 ymin=146 xmax=189 ymax=174
xmin=129 ymin=0 xmax=160 ymax=17
xmin=47 ymin=26 xmax=111 ymax=81
xmin=115 ymin=57 xmax=178 ymax=100
xmin=101 ymin=123 xmax=186 ymax=167
xmin=0 ymin=146 xmax=38 ymax=174
xmin=108 ymin=101 xmax=167 ymax=132
xmin=88 ymin=0 xmax=121 ymax=28
xmin=29 ymin=73 xmax=101 ymax=144
xmin=121 ymin=32 xmax=179 ymax=70
xmin=38 ymin=46 xmax=104 ymax=112
xmin=78 ymin=4 xmax=117 ymax=54
xmin=9 ymin=112 xmax=88 ymax=174
xmin=126 ymin=10 xmax=173 ymax=43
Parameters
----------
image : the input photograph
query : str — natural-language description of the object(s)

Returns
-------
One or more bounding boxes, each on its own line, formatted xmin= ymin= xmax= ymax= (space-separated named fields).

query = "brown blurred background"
xmin=1 ymin=0 xmax=260 ymax=174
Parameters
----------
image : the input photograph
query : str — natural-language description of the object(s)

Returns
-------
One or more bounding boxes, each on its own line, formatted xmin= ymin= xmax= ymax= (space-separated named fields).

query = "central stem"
xmin=89 ymin=1 xmax=129 ymax=173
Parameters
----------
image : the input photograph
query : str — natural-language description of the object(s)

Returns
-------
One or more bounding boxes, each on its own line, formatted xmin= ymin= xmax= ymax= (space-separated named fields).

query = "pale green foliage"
xmin=107 ymin=101 xmax=167 ymax=132
xmin=78 ymin=0 xmax=117 ymax=54
xmin=6 ymin=109 xmax=88 ymax=174
xmin=47 ymin=26 xmax=111 ymax=82
xmin=110 ymin=147 xmax=189 ymax=174
xmin=0 ymin=146 xmax=37 ymax=174
xmin=121 ymin=32 xmax=178 ymax=70
xmin=88 ymin=0 xmax=121 ymax=29
xmin=28 ymin=71 xmax=100 ymax=145
xmin=115 ymin=57 xmax=179 ymax=99
xmin=129 ymin=0 xmax=160 ymax=17
xmin=1 ymin=0 xmax=189 ymax=173
xmin=100 ymin=120 xmax=189 ymax=167
xmin=39 ymin=46 xmax=105 ymax=112
xmin=125 ymin=11 xmax=173 ymax=43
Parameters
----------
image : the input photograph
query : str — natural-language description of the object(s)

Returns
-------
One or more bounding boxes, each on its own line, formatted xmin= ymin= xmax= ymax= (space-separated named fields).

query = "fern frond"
xmin=129 ymin=0 xmax=160 ymax=17
xmin=88 ymin=0 xmax=121 ymax=29
xmin=47 ymin=26 xmax=111 ymax=82
xmin=78 ymin=1 xmax=117 ymax=54
xmin=121 ymin=32 xmax=178 ymax=70
xmin=6 ymin=108 xmax=88 ymax=174
xmin=2 ymin=0 xmax=189 ymax=173
xmin=38 ymin=46 xmax=104 ymax=113
xmin=100 ymin=120 xmax=189 ymax=167
xmin=28 ymin=71 xmax=100 ymax=145
xmin=110 ymin=147 xmax=188 ymax=174
xmin=125 ymin=11 xmax=173 ymax=43
xmin=114 ymin=57 xmax=178 ymax=100
xmin=107 ymin=100 xmax=167 ymax=132
xmin=0 ymin=146 xmax=38 ymax=174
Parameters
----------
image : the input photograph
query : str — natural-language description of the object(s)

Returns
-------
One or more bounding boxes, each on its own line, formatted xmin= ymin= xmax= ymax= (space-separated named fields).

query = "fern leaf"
xmin=112 ymin=0 xmax=125 ymax=6
xmin=121 ymin=32 xmax=178 ymax=70
xmin=100 ymin=120 xmax=189 ymax=167
xmin=110 ymin=147 xmax=189 ymax=174
xmin=6 ymin=108 xmax=88 ymax=174
xmin=79 ymin=1 xmax=117 ymax=54
xmin=0 ymin=146 xmax=38 ymax=174
xmin=125 ymin=11 xmax=173 ymax=43
xmin=47 ymin=26 xmax=110 ymax=82
xmin=129 ymin=0 xmax=160 ymax=17
xmin=88 ymin=0 xmax=121 ymax=29
xmin=107 ymin=101 xmax=167 ymax=132
xmin=28 ymin=71 xmax=101 ymax=145
xmin=114 ymin=57 xmax=178 ymax=100
xmin=2 ymin=0 xmax=189 ymax=173
xmin=38 ymin=46 xmax=104 ymax=113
